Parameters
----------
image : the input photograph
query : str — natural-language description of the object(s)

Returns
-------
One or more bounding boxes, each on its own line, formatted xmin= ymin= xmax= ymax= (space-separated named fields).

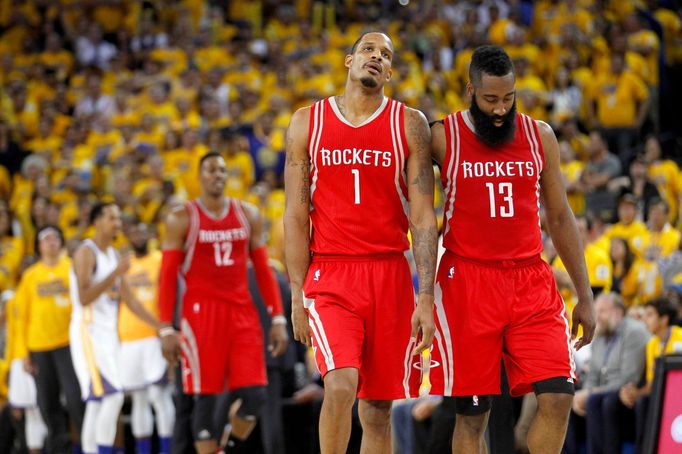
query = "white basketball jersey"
xmin=70 ymin=239 xmax=120 ymax=332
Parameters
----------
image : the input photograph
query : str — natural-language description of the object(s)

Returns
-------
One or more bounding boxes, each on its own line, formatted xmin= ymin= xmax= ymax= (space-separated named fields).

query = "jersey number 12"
xmin=213 ymin=242 xmax=234 ymax=266
xmin=485 ymin=182 xmax=514 ymax=218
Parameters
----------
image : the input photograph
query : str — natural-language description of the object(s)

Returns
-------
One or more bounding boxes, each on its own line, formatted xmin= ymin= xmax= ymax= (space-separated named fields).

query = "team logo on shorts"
xmin=448 ymin=266 xmax=455 ymax=278
xmin=313 ymin=269 xmax=320 ymax=281
xmin=473 ymin=395 xmax=479 ymax=406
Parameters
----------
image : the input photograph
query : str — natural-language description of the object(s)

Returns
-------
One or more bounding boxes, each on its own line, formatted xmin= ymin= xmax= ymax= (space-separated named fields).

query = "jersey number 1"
xmin=485 ymin=182 xmax=514 ymax=218
xmin=213 ymin=242 xmax=234 ymax=266
xmin=351 ymin=169 xmax=360 ymax=204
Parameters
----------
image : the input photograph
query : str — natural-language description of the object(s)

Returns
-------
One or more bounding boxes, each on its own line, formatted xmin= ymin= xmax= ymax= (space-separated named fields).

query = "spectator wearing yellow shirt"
xmin=587 ymin=53 xmax=650 ymax=156
xmin=559 ymin=140 xmax=585 ymax=216
xmin=620 ymin=297 xmax=682 ymax=453
xmin=0 ymin=201 xmax=23 ymax=291
xmin=601 ymin=194 xmax=650 ymax=256
xmin=641 ymin=198 xmax=681 ymax=259
xmin=222 ymin=132 xmax=254 ymax=201
xmin=642 ymin=135 xmax=680 ymax=223
xmin=17 ymin=225 xmax=84 ymax=453
xmin=554 ymin=216 xmax=613 ymax=300
xmin=610 ymin=236 xmax=661 ymax=307
xmin=38 ymin=33 xmax=74 ymax=79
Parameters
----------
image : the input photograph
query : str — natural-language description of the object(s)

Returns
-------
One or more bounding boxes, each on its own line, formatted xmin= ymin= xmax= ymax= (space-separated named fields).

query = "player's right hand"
xmin=161 ymin=330 xmax=181 ymax=365
xmin=291 ymin=294 xmax=312 ymax=347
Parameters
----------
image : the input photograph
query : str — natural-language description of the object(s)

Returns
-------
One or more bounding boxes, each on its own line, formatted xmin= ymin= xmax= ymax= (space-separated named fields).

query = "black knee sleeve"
xmin=454 ymin=395 xmax=493 ymax=415
xmin=532 ymin=377 xmax=575 ymax=396
xmin=231 ymin=386 xmax=267 ymax=419
xmin=191 ymin=394 xmax=218 ymax=441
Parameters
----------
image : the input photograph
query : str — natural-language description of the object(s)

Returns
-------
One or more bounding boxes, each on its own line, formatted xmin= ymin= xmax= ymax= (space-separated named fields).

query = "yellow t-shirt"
xmin=4 ymin=293 xmax=27 ymax=361
xmin=601 ymin=221 xmax=649 ymax=256
xmin=560 ymin=160 xmax=585 ymax=215
xmin=118 ymin=251 xmax=161 ymax=342
xmin=620 ymin=259 xmax=662 ymax=307
xmin=16 ymin=255 xmax=72 ymax=352
xmin=639 ymin=225 xmax=681 ymax=259
xmin=590 ymin=71 xmax=648 ymax=128
xmin=0 ymin=236 xmax=24 ymax=291
xmin=648 ymin=160 xmax=679 ymax=222
xmin=646 ymin=326 xmax=682 ymax=383
xmin=554 ymin=243 xmax=612 ymax=294
xmin=224 ymin=152 xmax=255 ymax=201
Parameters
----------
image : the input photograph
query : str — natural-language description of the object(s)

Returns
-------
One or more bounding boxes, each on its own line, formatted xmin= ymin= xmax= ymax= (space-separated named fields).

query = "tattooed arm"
xmin=284 ymin=107 xmax=313 ymax=347
xmin=404 ymin=107 xmax=437 ymax=354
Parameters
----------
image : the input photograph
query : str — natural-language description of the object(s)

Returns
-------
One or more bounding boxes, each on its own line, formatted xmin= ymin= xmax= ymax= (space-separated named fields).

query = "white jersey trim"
xmin=434 ymin=282 xmax=454 ymax=395
xmin=309 ymin=100 xmax=325 ymax=206
xmin=328 ymin=96 xmax=388 ymax=128
xmin=181 ymin=202 xmax=200 ymax=274
xmin=389 ymin=100 xmax=409 ymax=216
xmin=443 ymin=113 xmax=461 ymax=236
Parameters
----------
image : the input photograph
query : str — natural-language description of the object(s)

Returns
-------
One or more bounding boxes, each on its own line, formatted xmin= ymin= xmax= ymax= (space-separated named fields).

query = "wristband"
xmin=159 ymin=326 xmax=178 ymax=338
xmin=272 ymin=315 xmax=287 ymax=326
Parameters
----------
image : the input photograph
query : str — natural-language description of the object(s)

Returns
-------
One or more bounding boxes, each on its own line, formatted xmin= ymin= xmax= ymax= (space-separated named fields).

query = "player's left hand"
xmin=411 ymin=293 xmax=435 ymax=355
xmin=572 ymin=296 xmax=595 ymax=350
xmin=268 ymin=323 xmax=289 ymax=357
xmin=161 ymin=330 xmax=182 ymax=365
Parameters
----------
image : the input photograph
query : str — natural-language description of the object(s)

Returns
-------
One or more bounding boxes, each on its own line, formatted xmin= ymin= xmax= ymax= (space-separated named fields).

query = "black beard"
xmin=360 ymin=76 xmax=378 ymax=88
xmin=470 ymin=94 xmax=517 ymax=148
xmin=131 ymin=243 xmax=148 ymax=256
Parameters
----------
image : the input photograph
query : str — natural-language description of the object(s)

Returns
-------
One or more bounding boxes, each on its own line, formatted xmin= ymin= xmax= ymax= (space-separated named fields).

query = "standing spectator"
xmin=17 ymin=225 xmax=84 ymax=453
xmin=74 ymin=72 xmax=115 ymax=120
xmin=587 ymin=53 xmax=650 ymax=157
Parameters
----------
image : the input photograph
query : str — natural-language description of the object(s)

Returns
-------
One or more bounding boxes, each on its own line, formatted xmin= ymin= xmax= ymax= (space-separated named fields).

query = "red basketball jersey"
xmin=181 ymin=198 xmax=252 ymax=303
xmin=441 ymin=111 xmax=544 ymax=261
xmin=308 ymin=97 xmax=410 ymax=255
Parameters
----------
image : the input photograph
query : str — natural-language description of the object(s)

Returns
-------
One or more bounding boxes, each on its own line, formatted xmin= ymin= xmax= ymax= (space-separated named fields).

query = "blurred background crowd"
xmin=0 ymin=0 xmax=681 ymax=453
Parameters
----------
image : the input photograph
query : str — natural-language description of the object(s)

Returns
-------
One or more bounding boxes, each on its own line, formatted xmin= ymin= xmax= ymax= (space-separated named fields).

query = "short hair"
xmin=649 ymin=197 xmax=670 ymax=214
xmin=199 ymin=151 xmax=223 ymax=170
xmin=350 ymin=31 xmax=389 ymax=55
xmin=89 ymin=201 xmax=116 ymax=225
xmin=645 ymin=297 xmax=679 ymax=326
xmin=35 ymin=224 xmax=64 ymax=256
xmin=469 ymin=45 xmax=514 ymax=85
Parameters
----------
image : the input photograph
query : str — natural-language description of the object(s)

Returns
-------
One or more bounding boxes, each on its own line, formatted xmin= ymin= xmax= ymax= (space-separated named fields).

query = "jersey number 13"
xmin=485 ymin=182 xmax=514 ymax=218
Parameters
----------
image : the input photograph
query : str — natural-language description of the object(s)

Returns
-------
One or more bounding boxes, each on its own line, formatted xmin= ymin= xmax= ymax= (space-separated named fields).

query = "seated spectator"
xmin=581 ymin=131 xmax=621 ymax=221
xmin=565 ymin=292 xmax=649 ymax=454
xmin=607 ymin=157 xmax=660 ymax=222
xmin=75 ymin=23 xmax=117 ymax=70
xmin=620 ymin=297 xmax=682 ymax=453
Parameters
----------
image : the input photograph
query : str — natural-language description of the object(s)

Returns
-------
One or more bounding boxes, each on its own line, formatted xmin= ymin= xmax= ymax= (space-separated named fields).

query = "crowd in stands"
xmin=0 ymin=0 xmax=681 ymax=453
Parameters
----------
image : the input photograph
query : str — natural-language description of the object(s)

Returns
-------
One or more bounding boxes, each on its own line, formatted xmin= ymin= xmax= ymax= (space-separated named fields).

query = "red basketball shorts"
xmin=180 ymin=295 xmax=267 ymax=394
xmin=302 ymin=254 xmax=423 ymax=400
xmin=429 ymin=251 xmax=576 ymax=397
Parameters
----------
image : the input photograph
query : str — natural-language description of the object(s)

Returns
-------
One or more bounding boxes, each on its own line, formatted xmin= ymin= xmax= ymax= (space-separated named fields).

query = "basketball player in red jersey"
xmin=429 ymin=45 xmax=596 ymax=453
xmin=284 ymin=32 xmax=438 ymax=453
xmin=157 ymin=151 xmax=288 ymax=453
